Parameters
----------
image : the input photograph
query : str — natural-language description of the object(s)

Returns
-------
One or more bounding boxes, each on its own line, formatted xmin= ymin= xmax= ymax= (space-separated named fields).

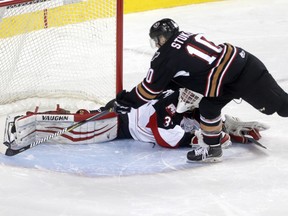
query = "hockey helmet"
xmin=149 ymin=18 xmax=179 ymax=47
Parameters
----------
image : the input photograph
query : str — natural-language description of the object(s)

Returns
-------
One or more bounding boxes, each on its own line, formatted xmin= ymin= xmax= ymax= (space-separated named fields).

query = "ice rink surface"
xmin=1 ymin=0 xmax=288 ymax=215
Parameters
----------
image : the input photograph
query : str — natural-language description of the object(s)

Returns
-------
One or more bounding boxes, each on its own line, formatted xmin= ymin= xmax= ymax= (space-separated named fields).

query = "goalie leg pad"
xmin=4 ymin=110 xmax=118 ymax=149
xmin=224 ymin=114 xmax=269 ymax=144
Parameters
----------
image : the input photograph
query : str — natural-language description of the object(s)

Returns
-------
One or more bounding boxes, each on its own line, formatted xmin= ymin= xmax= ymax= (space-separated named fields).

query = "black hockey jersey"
xmin=123 ymin=31 xmax=248 ymax=109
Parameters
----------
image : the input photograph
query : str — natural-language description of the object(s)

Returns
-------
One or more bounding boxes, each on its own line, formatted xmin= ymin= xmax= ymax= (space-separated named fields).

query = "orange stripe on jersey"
xmin=137 ymin=83 xmax=158 ymax=100
xmin=207 ymin=44 xmax=235 ymax=97
xmin=200 ymin=122 xmax=222 ymax=132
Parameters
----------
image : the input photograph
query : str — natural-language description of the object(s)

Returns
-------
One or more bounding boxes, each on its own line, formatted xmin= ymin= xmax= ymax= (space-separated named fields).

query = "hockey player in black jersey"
xmin=114 ymin=18 xmax=288 ymax=162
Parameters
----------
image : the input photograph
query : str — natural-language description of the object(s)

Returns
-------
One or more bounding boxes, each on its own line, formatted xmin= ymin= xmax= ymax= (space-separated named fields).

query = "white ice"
xmin=1 ymin=0 xmax=288 ymax=215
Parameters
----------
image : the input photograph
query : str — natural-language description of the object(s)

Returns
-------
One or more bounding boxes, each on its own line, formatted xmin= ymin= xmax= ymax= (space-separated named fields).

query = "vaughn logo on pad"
xmin=37 ymin=115 xmax=74 ymax=121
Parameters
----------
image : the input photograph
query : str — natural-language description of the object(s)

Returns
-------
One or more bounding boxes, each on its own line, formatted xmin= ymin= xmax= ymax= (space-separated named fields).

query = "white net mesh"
xmin=0 ymin=0 xmax=120 ymax=114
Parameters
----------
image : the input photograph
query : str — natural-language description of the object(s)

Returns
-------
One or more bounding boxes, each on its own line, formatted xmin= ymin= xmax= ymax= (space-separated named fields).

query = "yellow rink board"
xmin=0 ymin=0 xmax=219 ymax=38
xmin=124 ymin=0 xmax=219 ymax=13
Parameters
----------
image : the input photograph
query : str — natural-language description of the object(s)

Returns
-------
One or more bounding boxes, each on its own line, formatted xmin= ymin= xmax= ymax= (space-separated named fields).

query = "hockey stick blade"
xmin=245 ymin=135 xmax=267 ymax=149
xmin=3 ymin=108 xmax=113 ymax=156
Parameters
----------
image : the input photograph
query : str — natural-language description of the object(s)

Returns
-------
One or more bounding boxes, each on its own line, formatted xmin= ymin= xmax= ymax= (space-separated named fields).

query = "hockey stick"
xmin=3 ymin=108 xmax=113 ymax=156
xmin=244 ymin=135 xmax=267 ymax=149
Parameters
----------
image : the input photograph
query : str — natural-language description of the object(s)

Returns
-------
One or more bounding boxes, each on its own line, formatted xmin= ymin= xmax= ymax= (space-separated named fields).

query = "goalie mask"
xmin=149 ymin=18 xmax=179 ymax=48
xmin=176 ymin=88 xmax=204 ymax=113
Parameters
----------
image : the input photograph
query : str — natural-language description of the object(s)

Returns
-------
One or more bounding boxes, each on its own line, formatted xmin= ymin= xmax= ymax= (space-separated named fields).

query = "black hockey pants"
xmin=235 ymin=52 xmax=288 ymax=117
xmin=199 ymin=51 xmax=288 ymax=118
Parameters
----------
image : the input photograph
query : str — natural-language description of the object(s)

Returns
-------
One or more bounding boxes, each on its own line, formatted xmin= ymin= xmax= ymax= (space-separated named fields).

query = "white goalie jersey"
xmin=4 ymin=105 xmax=118 ymax=149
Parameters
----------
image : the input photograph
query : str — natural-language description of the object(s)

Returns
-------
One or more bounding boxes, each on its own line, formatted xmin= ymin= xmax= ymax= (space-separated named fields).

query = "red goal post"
xmin=0 ymin=0 xmax=123 ymax=113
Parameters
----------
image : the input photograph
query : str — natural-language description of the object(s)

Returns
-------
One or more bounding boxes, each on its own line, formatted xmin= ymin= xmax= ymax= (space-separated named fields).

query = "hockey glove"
xmin=88 ymin=99 xmax=117 ymax=113
xmin=114 ymin=90 xmax=132 ymax=114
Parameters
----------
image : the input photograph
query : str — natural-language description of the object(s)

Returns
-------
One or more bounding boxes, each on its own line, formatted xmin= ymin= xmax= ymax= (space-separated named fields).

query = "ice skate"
xmin=187 ymin=144 xmax=223 ymax=162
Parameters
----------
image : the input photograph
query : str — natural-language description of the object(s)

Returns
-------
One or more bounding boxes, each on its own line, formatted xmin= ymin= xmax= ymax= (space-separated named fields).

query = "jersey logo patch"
xmin=174 ymin=70 xmax=190 ymax=78
xmin=239 ymin=50 xmax=245 ymax=58
xmin=165 ymin=104 xmax=177 ymax=116
xmin=259 ymin=107 xmax=266 ymax=112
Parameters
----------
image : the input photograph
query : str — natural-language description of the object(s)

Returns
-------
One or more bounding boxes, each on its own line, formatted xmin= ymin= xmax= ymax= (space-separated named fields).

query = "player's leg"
xmin=277 ymin=92 xmax=288 ymax=117
xmin=241 ymin=72 xmax=288 ymax=117
xmin=187 ymin=97 xmax=231 ymax=162
xmin=232 ymin=52 xmax=288 ymax=117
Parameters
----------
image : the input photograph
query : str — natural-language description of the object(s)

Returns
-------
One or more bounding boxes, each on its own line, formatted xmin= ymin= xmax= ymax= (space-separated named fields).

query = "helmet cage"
xmin=176 ymin=88 xmax=204 ymax=113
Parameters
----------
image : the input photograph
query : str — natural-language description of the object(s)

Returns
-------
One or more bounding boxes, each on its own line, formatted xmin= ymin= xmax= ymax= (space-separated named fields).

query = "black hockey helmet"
xmin=149 ymin=18 xmax=179 ymax=47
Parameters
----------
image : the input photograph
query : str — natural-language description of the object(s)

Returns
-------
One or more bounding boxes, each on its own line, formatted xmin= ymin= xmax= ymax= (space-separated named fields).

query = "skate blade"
xmin=186 ymin=155 xmax=223 ymax=163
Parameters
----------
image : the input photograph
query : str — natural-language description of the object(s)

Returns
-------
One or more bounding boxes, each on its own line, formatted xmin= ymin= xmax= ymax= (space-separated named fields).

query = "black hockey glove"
xmin=114 ymin=90 xmax=132 ymax=114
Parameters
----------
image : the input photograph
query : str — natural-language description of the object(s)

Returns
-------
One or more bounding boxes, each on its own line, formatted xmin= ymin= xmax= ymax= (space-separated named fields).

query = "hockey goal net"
xmin=0 ymin=0 xmax=123 ymax=114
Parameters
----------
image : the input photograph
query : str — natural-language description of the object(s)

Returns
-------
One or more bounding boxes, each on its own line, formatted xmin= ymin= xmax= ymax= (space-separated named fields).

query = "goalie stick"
xmin=244 ymin=135 xmax=267 ymax=149
xmin=2 ymin=108 xmax=113 ymax=156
